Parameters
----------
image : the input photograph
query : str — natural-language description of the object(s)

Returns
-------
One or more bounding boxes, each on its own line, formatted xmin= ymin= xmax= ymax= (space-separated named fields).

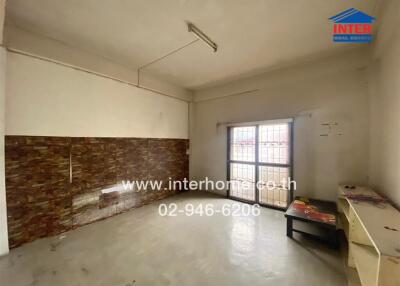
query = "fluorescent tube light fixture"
xmin=187 ymin=22 xmax=218 ymax=52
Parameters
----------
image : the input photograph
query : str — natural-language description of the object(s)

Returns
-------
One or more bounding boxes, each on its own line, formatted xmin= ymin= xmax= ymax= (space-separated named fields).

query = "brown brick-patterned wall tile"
xmin=115 ymin=138 xmax=148 ymax=183
xmin=71 ymin=137 xmax=117 ymax=195
xmin=5 ymin=136 xmax=189 ymax=248
xmin=71 ymin=138 xmax=120 ymax=227
xmin=5 ymin=136 xmax=71 ymax=248
xmin=144 ymin=139 xmax=189 ymax=204
xmin=148 ymin=139 xmax=189 ymax=182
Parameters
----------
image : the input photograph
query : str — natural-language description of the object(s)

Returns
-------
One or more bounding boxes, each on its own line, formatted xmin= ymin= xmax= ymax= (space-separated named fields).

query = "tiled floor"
xmin=0 ymin=191 xmax=358 ymax=286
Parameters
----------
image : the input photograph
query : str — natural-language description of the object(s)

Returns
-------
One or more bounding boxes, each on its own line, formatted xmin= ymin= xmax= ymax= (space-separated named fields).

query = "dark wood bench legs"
xmin=328 ymin=228 xmax=338 ymax=249
xmin=286 ymin=217 xmax=293 ymax=238
xmin=286 ymin=216 xmax=338 ymax=249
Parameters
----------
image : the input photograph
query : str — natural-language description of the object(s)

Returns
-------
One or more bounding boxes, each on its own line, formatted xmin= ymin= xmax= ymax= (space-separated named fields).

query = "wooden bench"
xmin=285 ymin=196 xmax=338 ymax=248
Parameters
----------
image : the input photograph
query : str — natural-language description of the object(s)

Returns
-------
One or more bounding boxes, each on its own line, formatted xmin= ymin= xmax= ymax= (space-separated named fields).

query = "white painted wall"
xmin=0 ymin=0 xmax=9 ymax=256
xmin=0 ymin=0 xmax=4 ymax=44
xmin=6 ymin=52 xmax=189 ymax=139
xmin=368 ymin=0 xmax=400 ymax=207
xmin=4 ymin=24 xmax=192 ymax=102
xmin=191 ymin=51 xmax=370 ymax=201
xmin=0 ymin=48 xmax=7 ymax=256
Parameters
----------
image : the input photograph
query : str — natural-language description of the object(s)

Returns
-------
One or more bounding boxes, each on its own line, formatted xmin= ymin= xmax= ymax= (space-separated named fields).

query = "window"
xmin=227 ymin=120 xmax=293 ymax=209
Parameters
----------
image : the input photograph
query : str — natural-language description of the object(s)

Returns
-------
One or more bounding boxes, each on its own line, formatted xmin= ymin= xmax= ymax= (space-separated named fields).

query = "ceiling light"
xmin=187 ymin=22 xmax=218 ymax=52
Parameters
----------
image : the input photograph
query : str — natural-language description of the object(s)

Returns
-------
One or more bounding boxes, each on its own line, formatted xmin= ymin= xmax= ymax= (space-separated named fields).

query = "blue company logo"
xmin=329 ymin=8 xmax=375 ymax=43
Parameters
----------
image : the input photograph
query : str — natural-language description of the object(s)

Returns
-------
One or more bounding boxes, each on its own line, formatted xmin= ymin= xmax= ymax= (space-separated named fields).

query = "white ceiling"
xmin=5 ymin=0 xmax=378 ymax=90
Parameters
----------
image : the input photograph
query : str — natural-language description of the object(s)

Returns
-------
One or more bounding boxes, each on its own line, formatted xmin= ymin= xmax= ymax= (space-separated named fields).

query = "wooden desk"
xmin=337 ymin=185 xmax=400 ymax=286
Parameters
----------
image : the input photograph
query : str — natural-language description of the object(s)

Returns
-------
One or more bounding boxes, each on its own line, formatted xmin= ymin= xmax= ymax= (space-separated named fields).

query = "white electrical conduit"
xmin=137 ymin=22 xmax=217 ymax=85
xmin=194 ymin=89 xmax=261 ymax=103
xmin=137 ymin=39 xmax=199 ymax=86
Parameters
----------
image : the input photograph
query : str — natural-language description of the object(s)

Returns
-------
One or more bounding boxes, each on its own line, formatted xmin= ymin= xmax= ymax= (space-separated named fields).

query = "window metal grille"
xmin=259 ymin=124 xmax=289 ymax=164
xmin=227 ymin=121 xmax=293 ymax=209
xmin=229 ymin=163 xmax=255 ymax=201
xmin=230 ymin=126 xmax=256 ymax=162
xmin=258 ymin=166 xmax=289 ymax=207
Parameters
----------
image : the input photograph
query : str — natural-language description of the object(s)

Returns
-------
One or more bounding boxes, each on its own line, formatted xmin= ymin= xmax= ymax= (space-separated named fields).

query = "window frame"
xmin=227 ymin=121 xmax=294 ymax=210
